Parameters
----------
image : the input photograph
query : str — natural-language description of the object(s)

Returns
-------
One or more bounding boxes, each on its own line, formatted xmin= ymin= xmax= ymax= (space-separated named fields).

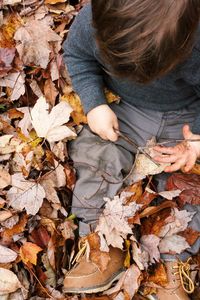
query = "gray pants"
xmin=69 ymin=101 xmax=200 ymax=260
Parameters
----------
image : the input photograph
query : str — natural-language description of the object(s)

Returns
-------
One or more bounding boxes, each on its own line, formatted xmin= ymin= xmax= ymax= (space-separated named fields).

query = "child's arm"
xmin=63 ymin=5 xmax=118 ymax=141
xmin=153 ymin=125 xmax=200 ymax=172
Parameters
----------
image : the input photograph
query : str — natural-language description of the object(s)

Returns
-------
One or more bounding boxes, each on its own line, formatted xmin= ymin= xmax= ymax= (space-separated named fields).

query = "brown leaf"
xmin=64 ymin=164 xmax=76 ymax=190
xmin=148 ymin=263 xmax=168 ymax=287
xmin=30 ymin=226 xmax=51 ymax=248
xmin=44 ymin=78 xmax=58 ymax=106
xmin=87 ymin=232 xmax=111 ymax=272
xmin=20 ymin=242 xmax=42 ymax=265
xmin=141 ymin=208 xmax=172 ymax=236
xmin=166 ymin=173 xmax=200 ymax=206
xmin=137 ymin=190 xmax=157 ymax=207
xmin=0 ymin=13 xmax=22 ymax=48
xmin=7 ymin=108 xmax=24 ymax=119
xmin=178 ymin=228 xmax=200 ymax=246
xmin=124 ymin=182 xmax=143 ymax=204
xmin=2 ymin=213 xmax=28 ymax=242
xmin=139 ymin=200 xmax=176 ymax=219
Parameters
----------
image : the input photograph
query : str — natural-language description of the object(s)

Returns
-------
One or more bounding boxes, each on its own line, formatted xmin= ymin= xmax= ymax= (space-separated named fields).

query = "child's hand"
xmin=87 ymin=104 xmax=119 ymax=141
xmin=153 ymin=125 xmax=200 ymax=172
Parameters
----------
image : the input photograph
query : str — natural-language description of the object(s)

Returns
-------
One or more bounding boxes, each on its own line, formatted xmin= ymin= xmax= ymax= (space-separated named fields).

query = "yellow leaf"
xmin=124 ymin=240 xmax=131 ymax=268
xmin=105 ymin=88 xmax=120 ymax=104
xmin=0 ymin=14 xmax=23 ymax=48
xmin=62 ymin=93 xmax=87 ymax=125
xmin=20 ymin=242 xmax=42 ymax=265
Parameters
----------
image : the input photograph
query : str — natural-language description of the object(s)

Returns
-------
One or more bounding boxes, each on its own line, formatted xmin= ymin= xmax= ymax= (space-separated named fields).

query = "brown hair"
xmin=92 ymin=0 xmax=200 ymax=83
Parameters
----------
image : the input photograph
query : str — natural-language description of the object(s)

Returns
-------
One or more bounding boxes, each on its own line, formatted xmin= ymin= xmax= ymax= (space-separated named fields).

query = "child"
xmin=63 ymin=1 xmax=200 ymax=298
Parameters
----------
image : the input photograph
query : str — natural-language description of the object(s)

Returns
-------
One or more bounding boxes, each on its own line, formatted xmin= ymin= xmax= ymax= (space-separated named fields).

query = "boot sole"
xmin=63 ymin=268 xmax=125 ymax=294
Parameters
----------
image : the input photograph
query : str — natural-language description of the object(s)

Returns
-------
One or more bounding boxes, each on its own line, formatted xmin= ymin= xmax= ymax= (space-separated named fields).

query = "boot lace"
xmin=172 ymin=257 xmax=195 ymax=294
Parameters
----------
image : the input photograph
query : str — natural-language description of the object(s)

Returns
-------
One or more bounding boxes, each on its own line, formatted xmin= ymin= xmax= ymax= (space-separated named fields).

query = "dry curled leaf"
xmin=0 ymin=245 xmax=17 ymax=263
xmin=0 ymin=268 xmax=21 ymax=295
xmin=159 ymin=235 xmax=190 ymax=254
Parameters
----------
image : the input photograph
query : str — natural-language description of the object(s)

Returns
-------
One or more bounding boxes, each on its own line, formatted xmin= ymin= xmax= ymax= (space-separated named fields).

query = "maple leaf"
xmin=31 ymin=96 xmax=76 ymax=143
xmin=7 ymin=173 xmax=46 ymax=215
xmin=14 ymin=19 xmax=61 ymax=69
xmin=0 ymin=268 xmax=21 ymax=295
xmin=62 ymin=92 xmax=87 ymax=125
xmin=140 ymin=234 xmax=161 ymax=264
xmin=20 ymin=242 xmax=43 ymax=265
xmin=0 ymin=245 xmax=17 ymax=263
xmin=159 ymin=235 xmax=190 ymax=254
xmin=96 ymin=192 xmax=141 ymax=249
xmin=158 ymin=208 xmax=196 ymax=237
xmin=0 ymin=48 xmax=15 ymax=77
xmin=106 ymin=264 xmax=141 ymax=298
xmin=0 ymin=71 xmax=25 ymax=101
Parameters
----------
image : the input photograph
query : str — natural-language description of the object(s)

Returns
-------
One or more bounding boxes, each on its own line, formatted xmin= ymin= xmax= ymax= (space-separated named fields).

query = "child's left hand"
xmin=153 ymin=125 xmax=200 ymax=172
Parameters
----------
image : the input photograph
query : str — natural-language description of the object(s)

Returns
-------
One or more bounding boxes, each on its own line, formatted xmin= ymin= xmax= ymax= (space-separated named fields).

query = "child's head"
xmin=92 ymin=0 xmax=200 ymax=83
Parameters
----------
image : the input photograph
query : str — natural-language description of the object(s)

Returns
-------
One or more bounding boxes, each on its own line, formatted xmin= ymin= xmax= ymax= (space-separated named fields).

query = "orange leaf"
xmin=124 ymin=181 xmax=143 ymax=204
xmin=148 ymin=263 xmax=168 ymax=287
xmin=178 ymin=228 xmax=200 ymax=246
xmin=20 ymin=242 xmax=42 ymax=265
xmin=62 ymin=92 xmax=87 ymax=125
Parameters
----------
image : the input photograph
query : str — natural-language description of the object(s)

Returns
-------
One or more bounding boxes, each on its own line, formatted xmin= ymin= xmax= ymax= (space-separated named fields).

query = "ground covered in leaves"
xmin=0 ymin=0 xmax=200 ymax=299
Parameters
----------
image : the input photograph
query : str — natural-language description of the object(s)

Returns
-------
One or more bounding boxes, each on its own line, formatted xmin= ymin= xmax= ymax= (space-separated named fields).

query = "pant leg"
xmin=69 ymin=126 xmax=134 ymax=236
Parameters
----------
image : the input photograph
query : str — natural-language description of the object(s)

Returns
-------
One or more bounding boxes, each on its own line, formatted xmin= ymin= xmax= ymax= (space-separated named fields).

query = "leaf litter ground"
xmin=0 ymin=0 xmax=200 ymax=299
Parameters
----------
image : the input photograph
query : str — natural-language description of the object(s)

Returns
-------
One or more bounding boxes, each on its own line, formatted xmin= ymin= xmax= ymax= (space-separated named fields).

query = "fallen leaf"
xmin=7 ymin=108 xmax=24 ymax=119
xmin=2 ymin=214 xmax=28 ymax=241
xmin=140 ymin=235 xmax=161 ymax=264
xmin=0 ymin=168 xmax=11 ymax=188
xmin=62 ymin=92 xmax=87 ymax=125
xmin=31 ymin=96 xmax=76 ymax=143
xmin=96 ymin=192 xmax=141 ymax=249
xmin=20 ymin=242 xmax=42 ymax=265
xmin=0 ymin=245 xmax=17 ymax=263
xmin=158 ymin=190 xmax=181 ymax=200
xmin=0 ymin=48 xmax=15 ymax=77
xmin=14 ymin=19 xmax=61 ymax=69
xmin=105 ymin=89 xmax=120 ymax=104
xmin=87 ymin=232 xmax=111 ymax=272
xmin=30 ymin=80 xmax=43 ymax=98
xmin=159 ymin=235 xmax=190 ymax=254
xmin=0 ymin=71 xmax=25 ymax=101
xmin=106 ymin=264 xmax=141 ymax=298
xmin=0 ymin=268 xmax=21 ymax=295
xmin=158 ymin=208 xmax=196 ymax=237
xmin=178 ymin=228 xmax=200 ymax=246
xmin=166 ymin=173 xmax=200 ymax=206
xmin=0 ymin=211 xmax=13 ymax=222
xmin=44 ymin=78 xmax=59 ymax=106
xmin=7 ymin=173 xmax=46 ymax=215
xmin=148 ymin=263 xmax=168 ymax=287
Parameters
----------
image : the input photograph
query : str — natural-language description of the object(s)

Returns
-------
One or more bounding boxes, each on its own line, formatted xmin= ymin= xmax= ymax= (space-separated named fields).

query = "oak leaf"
xmin=20 ymin=242 xmax=42 ymax=265
xmin=0 ymin=268 xmax=21 ymax=295
xmin=7 ymin=173 xmax=46 ymax=215
xmin=31 ymin=96 xmax=76 ymax=143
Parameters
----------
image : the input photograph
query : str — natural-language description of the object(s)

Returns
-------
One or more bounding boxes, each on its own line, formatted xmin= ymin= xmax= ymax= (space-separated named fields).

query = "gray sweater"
xmin=63 ymin=4 xmax=200 ymax=133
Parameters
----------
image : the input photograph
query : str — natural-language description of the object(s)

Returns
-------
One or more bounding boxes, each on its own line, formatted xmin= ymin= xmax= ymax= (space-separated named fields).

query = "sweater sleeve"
xmin=181 ymin=43 xmax=200 ymax=134
xmin=62 ymin=4 xmax=107 ymax=114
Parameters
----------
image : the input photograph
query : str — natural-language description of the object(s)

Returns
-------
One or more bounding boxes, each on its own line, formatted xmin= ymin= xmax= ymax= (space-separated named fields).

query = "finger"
xmin=153 ymin=145 xmax=178 ymax=155
xmin=113 ymin=119 xmax=119 ymax=131
xmin=183 ymin=124 xmax=193 ymax=140
xmin=107 ymin=129 xmax=118 ymax=142
xmin=154 ymin=154 xmax=179 ymax=163
xmin=164 ymin=158 xmax=186 ymax=173
xmin=184 ymin=154 xmax=196 ymax=172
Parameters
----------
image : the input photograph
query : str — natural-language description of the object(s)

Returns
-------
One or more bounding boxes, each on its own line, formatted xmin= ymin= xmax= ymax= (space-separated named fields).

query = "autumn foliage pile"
xmin=0 ymin=0 xmax=200 ymax=299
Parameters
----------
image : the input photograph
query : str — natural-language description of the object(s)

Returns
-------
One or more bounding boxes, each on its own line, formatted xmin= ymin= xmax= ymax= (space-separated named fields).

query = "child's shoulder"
xmin=74 ymin=3 xmax=92 ymax=28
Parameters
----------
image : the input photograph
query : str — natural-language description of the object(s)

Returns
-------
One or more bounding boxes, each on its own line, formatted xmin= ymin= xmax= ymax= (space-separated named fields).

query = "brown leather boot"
xmin=63 ymin=247 xmax=125 ymax=294
xmin=155 ymin=259 xmax=194 ymax=300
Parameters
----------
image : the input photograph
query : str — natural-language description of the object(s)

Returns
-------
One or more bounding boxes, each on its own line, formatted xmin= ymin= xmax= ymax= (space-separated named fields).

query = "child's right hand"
xmin=87 ymin=104 xmax=119 ymax=141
